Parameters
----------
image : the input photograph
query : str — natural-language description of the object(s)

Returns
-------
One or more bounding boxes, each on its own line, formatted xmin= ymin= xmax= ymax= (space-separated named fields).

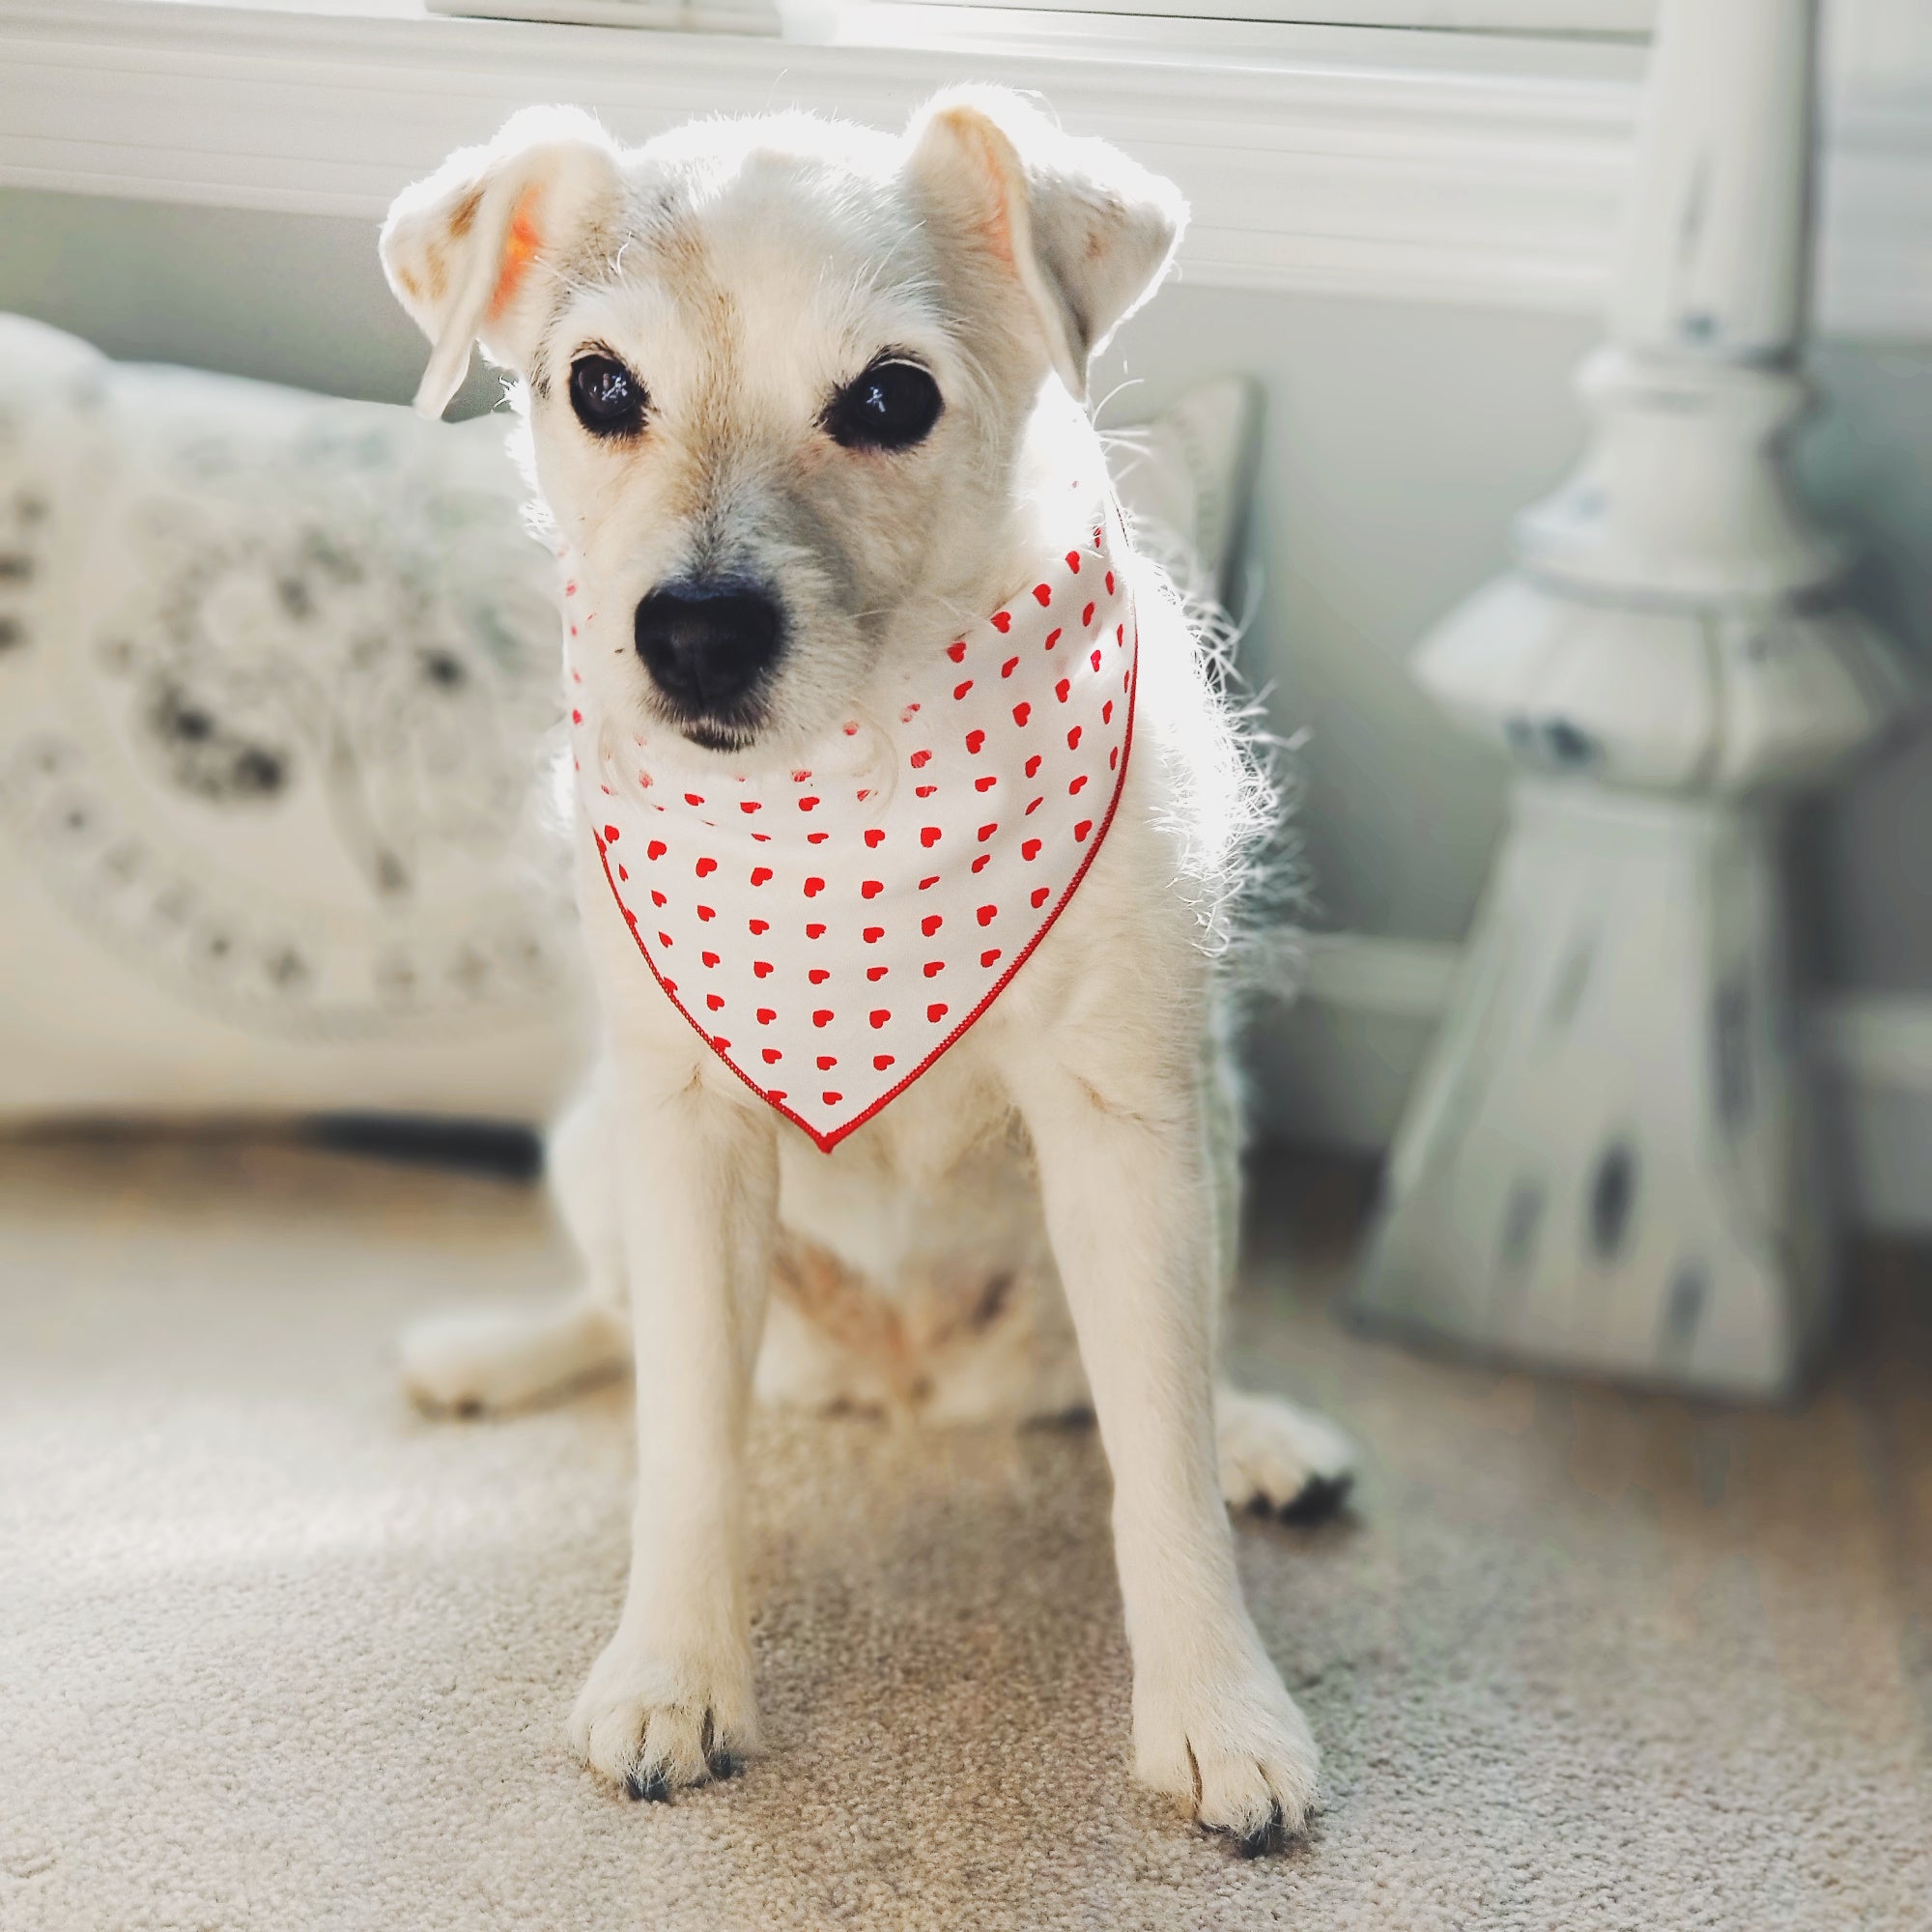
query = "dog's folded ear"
xmin=905 ymin=87 xmax=1186 ymax=405
xmin=381 ymin=106 xmax=624 ymax=420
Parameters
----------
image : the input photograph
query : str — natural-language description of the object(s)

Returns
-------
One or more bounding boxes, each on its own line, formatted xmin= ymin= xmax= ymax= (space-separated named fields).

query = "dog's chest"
xmin=774 ymin=1038 xmax=1043 ymax=1302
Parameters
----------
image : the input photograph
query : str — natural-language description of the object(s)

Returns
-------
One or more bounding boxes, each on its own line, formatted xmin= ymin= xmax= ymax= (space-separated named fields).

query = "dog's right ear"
xmin=381 ymin=106 xmax=624 ymax=420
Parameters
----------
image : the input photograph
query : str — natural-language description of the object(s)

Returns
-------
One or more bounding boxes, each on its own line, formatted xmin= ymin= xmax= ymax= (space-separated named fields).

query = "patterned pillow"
xmin=0 ymin=315 xmax=1255 ymax=1124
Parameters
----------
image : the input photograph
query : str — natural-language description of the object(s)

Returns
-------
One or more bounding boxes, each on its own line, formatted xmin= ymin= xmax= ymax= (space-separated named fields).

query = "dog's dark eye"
xmin=569 ymin=355 xmax=646 ymax=438
xmin=825 ymin=359 xmax=942 ymax=452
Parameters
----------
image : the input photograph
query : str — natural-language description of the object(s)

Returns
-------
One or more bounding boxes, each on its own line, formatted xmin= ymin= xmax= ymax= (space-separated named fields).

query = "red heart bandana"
xmin=565 ymin=487 xmax=1137 ymax=1151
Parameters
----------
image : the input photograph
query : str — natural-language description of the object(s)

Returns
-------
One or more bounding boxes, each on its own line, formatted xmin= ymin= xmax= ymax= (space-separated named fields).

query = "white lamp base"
xmin=1350 ymin=780 xmax=1833 ymax=1397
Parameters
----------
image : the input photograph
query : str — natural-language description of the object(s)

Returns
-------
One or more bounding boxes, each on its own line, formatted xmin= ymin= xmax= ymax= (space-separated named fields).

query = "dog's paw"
xmin=399 ymin=1301 xmax=624 ymax=1417
xmin=568 ymin=1631 xmax=758 ymax=1801
xmin=1135 ymin=1659 xmax=1321 ymax=1855
xmin=1216 ymin=1386 xmax=1356 ymax=1522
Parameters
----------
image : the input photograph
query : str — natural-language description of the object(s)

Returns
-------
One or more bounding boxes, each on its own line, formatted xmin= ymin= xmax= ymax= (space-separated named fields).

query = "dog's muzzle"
xmin=633 ymin=581 xmax=784 ymax=735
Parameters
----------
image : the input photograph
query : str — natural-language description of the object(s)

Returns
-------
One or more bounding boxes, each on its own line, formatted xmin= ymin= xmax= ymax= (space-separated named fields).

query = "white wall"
xmin=3 ymin=185 xmax=1928 ymax=1152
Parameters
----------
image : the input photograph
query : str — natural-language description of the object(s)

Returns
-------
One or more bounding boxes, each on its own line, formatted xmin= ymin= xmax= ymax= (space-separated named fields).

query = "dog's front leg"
xmin=1007 ymin=1038 xmax=1319 ymax=1852
xmin=568 ymin=1047 xmax=777 ymax=1799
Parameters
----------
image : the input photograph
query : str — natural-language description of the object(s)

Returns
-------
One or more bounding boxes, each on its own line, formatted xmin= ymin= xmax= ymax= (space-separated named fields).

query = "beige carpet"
xmin=2 ymin=1135 xmax=1929 ymax=1932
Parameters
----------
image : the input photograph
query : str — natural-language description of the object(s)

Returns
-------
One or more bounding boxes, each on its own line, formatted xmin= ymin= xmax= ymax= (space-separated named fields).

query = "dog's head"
xmin=381 ymin=92 xmax=1182 ymax=762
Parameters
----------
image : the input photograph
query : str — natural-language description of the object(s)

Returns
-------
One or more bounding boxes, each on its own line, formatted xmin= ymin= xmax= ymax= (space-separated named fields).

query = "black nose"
xmin=633 ymin=582 xmax=783 ymax=719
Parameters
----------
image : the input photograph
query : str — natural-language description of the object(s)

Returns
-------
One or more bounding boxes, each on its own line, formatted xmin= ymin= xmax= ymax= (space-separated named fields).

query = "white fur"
xmin=384 ymin=88 xmax=1353 ymax=1850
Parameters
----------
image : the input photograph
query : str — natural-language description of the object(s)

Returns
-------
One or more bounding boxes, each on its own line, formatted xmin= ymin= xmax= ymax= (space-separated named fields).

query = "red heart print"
xmin=652 ymin=890 xmax=668 ymax=907
xmin=980 ymin=949 xmax=1002 ymax=967
xmin=927 ymin=1003 xmax=949 ymax=1022
xmin=1022 ymin=838 xmax=1042 ymax=862
xmin=1103 ymin=700 xmax=1114 ymax=724
xmin=750 ymin=918 xmax=769 ymax=934
xmin=1109 ymin=747 xmax=1120 ymax=771
xmin=1025 ymin=797 xmax=1042 ymax=815
xmin=867 ymin=966 xmax=888 ymax=981
xmin=1044 ymin=628 xmax=1062 ymax=651
xmin=817 ymin=1054 xmax=837 ymax=1070
xmin=684 ymin=792 xmax=704 ymax=807
xmin=1069 ymin=774 xmax=1088 ymax=795
xmin=757 ymin=1009 xmax=777 ymax=1025
xmin=1055 ymin=679 xmax=1070 ymax=703
xmin=706 ymin=994 xmax=724 ymax=1011
xmin=965 ymin=730 xmax=986 ymax=753
xmin=604 ymin=824 xmax=620 ymax=842
xmin=978 ymin=905 xmax=997 ymax=925
xmin=658 ymin=932 xmax=673 ymax=948
xmin=808 ymin=832 xmax=829 ymax=844
xmin=1012 ymin=702 xmax=1031 ymax=726
xmin=647 ymin=839 xmax=667 ymax=861
xmin=917 ymin=784 xmax=937 ymax=799
xmin=923 ymin=961 xmax=944 ymax=977
xmin=702 ymin=951 xmax=721 ymax=968
xmin=696 ymin=857 xmax=718 ymax=877
xmin=990 ymin=612 xmax=1010 ymax=633
xmin=768 ymin=1090 xmax=786 ymax=1101
xmin=972 ymin=854 xmax=990 ymax=873
xmin=954 ymin=681 xmax=974 ymax=701
xmin=921 ymin=827 xmax=941 ymax=847
xmin=763 ymin=1047 xmax=781 ymax=1064
xmin=1002 ymin=657 xmax=1019 ymax=678
xmin=696 ymin=907 xmax=716 ymax=922
xmin=804 ymin=877 xmax=826 ymax=897
xmin=910 ymin=750 xmax=932 ymax=769
xmin=920 ymin=875 xmax=940 ymax=890
xmin=812 ymin=1009 xmax=834 ymax=1028
xmin=869 ymin=1009 xmax=891 ymax=1029
xmin=1065 ymin=550 xmax=1081 ymax=571
xmin=1032 ymin=887 xmax=1050 ymax=909
xmin=822 ymin=1091 xmax=842 ymax=1106
xmin=1106 ymin=571 xmax=1116 ymax=593
xmin=922 ymin=914 xmax=942 ymax=937
xmin=810 ymin=969 xmax=830 ymax=984
xmin=1067 ymin=726 xmax=1082 ymax=751
xmin=946 ymin=640 xmax=967 ymax=663
xmin=1082 ymin=602 xmax=1095 ymax=626
xmin=1026 ymin=755 xmax=1042 ymax=779
xmin=740 ymin=800 xmax=760 ymax=813
xmin=753 ymin=961 xmax=774 ymax=978
xmin=977 ymin=823 xmax=996 ymax=842
xmin=807 ymin=923 xmax=827 ymax=939
xmin=864 ymin=926 xmax=885 ymax=943
xmin=1033 ymin=583 xmax=1052 ymax=606
xmin=792 ymin=768 xmax=812 ymax=782
xmin=798 ymin=796 xmax=819 ymax=811
xmin=862 ymin=880 xmax=884 ymax=898
xmin=1091 ymin=648 xmax=1103 ymax=672
xmin=865 ymin=828 xmax=886 ymax=848
xmin=975 ymin=776 xmax=997 ymax=792
xmin=617 ymin=865 xmax=628 ymax=882
xmin=751 ymin=867 xmax=773 ymax=886
xmin=1074 ymin=820 xmax=1094 ymax=841
xmin=874 ymin=1054 xmax=895 ymax=1070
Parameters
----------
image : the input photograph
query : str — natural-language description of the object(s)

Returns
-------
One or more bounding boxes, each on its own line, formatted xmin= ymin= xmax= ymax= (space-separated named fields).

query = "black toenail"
xmin=1233 ymin=1804 xmax=1287 ymax=1859
xmin=1278 ymin=1471 xmax=1353 ymax=1524
xmin=626 ymin=1766 xmax=670 ymax=1803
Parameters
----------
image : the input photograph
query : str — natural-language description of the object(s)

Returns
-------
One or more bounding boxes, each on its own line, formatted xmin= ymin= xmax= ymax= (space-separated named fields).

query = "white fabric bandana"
xmin=564 ymin=485 xmax=1137 ymax=1151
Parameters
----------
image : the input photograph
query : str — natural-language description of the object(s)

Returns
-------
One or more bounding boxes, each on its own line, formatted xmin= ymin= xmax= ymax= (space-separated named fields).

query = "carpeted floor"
xmin=2 ymin=1134 xmax=1928 ymax=1932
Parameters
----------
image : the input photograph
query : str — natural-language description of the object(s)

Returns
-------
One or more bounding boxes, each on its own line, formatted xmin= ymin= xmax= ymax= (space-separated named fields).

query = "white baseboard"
xmin=1291 ymin=933 xmax=1932 ymax=1234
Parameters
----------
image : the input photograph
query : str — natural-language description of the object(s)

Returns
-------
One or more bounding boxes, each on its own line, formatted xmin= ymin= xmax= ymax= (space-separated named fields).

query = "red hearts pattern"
xmin=575 ymin=489 xmax=1136 ymax=1151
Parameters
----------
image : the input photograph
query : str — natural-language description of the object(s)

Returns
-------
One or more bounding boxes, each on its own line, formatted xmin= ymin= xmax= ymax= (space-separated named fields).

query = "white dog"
xmin=381 ymin=88 xmax=1353 ymax=1854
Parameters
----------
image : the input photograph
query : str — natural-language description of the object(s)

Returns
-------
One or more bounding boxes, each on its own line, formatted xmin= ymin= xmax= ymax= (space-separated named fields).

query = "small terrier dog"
xmin=382 ymin=88 xmax=1352 ymax=1853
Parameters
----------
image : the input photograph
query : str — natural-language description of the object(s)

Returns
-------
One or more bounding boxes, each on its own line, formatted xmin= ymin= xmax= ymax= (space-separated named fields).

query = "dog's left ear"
xmin=905 ymin=88 xmax=1185 ymax=404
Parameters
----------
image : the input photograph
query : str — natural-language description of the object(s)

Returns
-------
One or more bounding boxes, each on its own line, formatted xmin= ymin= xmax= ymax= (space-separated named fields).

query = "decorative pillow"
xmin=0 ymin=316 xmax=1257 ymax=1124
